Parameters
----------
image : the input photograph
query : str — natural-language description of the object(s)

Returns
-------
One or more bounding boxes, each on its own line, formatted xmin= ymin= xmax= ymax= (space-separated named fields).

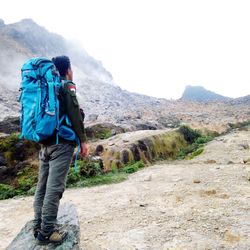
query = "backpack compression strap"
xmin=45 ymin=69 xmax=56 ymax=115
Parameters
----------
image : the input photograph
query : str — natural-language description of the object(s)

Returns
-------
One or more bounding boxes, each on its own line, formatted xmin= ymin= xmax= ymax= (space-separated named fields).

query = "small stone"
xmin=204 ymin=159 xmax=217 ymax=164
xmin=193 ymin=179 xmax=201 ymax=184
xmin=238 ymin=142 xmax=249 ymax=150
xmin=243 ymin=158 xmax=250 ymax=164
xmin=0 ymin=155 xmax=7 ymax=165
xmin=144 ymin=175 xmax=152 ymax=181
xmin=172 ymin=177 xmax=183 ymax=182
xmin=0 ymin=165 xmax=7 ymax=174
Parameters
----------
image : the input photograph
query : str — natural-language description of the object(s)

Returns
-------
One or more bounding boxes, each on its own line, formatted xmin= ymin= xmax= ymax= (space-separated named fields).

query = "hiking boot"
xmin=33 ymin=225 xmax=41 ymax=239
xmin=36 ymin=229 xmax=67 ymax=245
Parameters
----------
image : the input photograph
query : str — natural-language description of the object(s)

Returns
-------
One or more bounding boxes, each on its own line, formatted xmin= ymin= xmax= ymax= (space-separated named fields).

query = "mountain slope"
xmin=0 ymin=19 xmax=249 ymax=133
xmin=0 ymin=19 xmax=163 ymax=124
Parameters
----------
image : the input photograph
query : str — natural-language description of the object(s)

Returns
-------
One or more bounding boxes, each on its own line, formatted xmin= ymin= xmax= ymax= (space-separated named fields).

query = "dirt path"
xmin=0 ymin=130 xmax=249 ymax=250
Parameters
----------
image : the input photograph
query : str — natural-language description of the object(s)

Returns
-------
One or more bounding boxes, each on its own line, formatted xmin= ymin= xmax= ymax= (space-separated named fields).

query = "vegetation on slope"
xmin=0 ymin=126 xmax=218 ymax=200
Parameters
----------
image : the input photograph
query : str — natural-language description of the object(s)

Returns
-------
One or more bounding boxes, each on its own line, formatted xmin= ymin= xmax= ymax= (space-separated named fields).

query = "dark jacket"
xmin=41 ymin=79 xmax=86 ymax=146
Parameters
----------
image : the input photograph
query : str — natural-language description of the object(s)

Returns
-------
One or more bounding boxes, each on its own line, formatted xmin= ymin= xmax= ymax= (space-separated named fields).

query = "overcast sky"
xmin=1 ymin=0 xmax=250 ymax=99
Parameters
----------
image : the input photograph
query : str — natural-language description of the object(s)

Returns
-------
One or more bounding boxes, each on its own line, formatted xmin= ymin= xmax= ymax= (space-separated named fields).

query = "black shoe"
xmin=33 ymin=225 xmax=41 ymax=239
xmin=36 ymin=229 xmax=67 ymax=245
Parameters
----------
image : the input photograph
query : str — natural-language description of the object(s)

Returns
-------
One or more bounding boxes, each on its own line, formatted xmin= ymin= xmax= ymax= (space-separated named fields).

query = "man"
xmin=33 ymin=55 xmax=88 ymax=245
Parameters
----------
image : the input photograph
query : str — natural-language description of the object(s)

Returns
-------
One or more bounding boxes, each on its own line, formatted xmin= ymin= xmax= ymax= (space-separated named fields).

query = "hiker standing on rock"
xmin=32 ymin=56 xmax=88 ymax=245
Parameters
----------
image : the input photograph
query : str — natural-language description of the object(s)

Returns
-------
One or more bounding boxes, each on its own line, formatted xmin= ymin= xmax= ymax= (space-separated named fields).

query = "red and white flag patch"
xmin=68 ymin=86 xmax=76 ymax=93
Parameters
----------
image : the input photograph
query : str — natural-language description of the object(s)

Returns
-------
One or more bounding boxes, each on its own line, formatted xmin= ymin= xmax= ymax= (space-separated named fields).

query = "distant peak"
xmin=0 ymin=19 xmax=5 ymax=26
xmin=20 ymin=18 xmax=36 ymax=24
xmin=181 ymin=85 xmax=230 ymax=102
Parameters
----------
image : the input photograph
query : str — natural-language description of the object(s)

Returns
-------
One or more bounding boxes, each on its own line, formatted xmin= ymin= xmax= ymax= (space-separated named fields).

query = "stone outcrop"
xmin=91 ymin=129 xmax=188 ymax=171
xmin=7 ymin=202 xmax=80 ymax=250
xmin=0 ymin=116 xmax=20 ymax=134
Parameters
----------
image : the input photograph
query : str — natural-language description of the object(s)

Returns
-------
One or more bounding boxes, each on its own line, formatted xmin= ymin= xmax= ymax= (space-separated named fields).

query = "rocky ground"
xmin=0 ymin=128 xmax=249 ymax=250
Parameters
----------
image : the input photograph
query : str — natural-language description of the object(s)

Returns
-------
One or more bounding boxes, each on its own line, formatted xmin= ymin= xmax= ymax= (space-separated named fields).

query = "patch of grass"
xmin=0 ymin=133 xmax=39 ymax=167
xmin=73 ymin=172 xmax=128 ymax=188
xmin=187 ymin=147 xmax=204 ymax=160
xmin=176 ymin=145 xmax=196 ymax=160
xmin=194 ymin=135 xmax=213 ymax=145
xmin=228 ymin=120 xmax=250 ymax=130
xmin=0 ymin=133 xmax=19 ymax=152
xmin=0 ymin=183 xmax=19 ymax=200
xmin=16 ymin=165 xmax=38 ymax=192
xmin=67 ymin=160 xmax=145 ymax=189
xmin=99 ymin=129 xmax=113 ymax=139
xmin=122 ymin=160 xmax=144 ymax=173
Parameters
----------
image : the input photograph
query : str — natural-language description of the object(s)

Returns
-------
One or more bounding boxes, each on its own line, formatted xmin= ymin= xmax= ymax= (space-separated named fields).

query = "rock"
xmin=7 ymin=202 xmax=80 ymax=250
xmin=121 ymin=149 xmax=130 ymax=164
xmin=139 ymin=204 xmax=148 ymax=207
xmin=135 ymin=123 xmax=157 ymax=131
xmin=0 ymin=116 xmax=20 ymax=134
xmin=0 ymin=165 xmax=7 ymax=175
xmin=238 ymin=142 xmax=249 ymax=150
xmin=85 ymin=123 xmax=124 ymax=140
xmin=243 ymin=158 xmax=250 ymax=164
xmin=204 ymin=159 xmax=217 ymax=164
xmin=95 ymin=145 xmax=104 ymax=155
xmin=193 ymin=179 xmax=201 ymax=184
xmin=129 ymin=144 xmax=141 ymax=161
xmin=143 ymin=175 xmax=152 ymax=181
xmin=0 ymin=154 xmax=6 ymax=165
xmin=87 ymin=114 xmax=98 ymax=122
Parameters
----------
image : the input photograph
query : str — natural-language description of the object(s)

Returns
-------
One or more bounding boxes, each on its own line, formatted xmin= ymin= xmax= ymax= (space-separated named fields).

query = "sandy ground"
xmin=0 ymin=129 xmax=249 ymax=250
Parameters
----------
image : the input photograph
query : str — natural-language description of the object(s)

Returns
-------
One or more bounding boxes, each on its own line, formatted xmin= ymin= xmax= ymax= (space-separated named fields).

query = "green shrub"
xmin=176 ymin=144 xmax=196 ymax=159
xmin=0 ymin=183 xmax=18 ymax=200
xmin=66 ymin=167 xmax=81 ymax=186
xmin=78 ymin=160 xmax=102 ymax=177
xmin=194 ymin=135 xmax=213 ymax=145
xmin=27 ymin=186 xmax=36 ymax=195
xmin=0 ymin=133 xmax=19 ymax=152
xmin=176 ymin=126 xmax=217 ymax=160
xmin=122 ymin=161 xmax=144 ymax=173
xmin=179 ymin=126 xmax=201 ymax=144
xmin=18 ymin=177 xmax=35 ymax=192
xmin=188 ymin=147 xmax=204 ymax=160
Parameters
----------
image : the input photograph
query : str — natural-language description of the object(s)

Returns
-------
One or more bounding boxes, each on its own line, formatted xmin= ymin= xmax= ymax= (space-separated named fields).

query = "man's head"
xmin=52 ymin=55 xmax=73 ymax=80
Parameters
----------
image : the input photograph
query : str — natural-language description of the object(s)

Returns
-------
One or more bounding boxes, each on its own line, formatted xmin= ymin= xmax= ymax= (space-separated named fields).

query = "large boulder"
xmin=7 ymin=202 xmax=80 ymax=250
xmin=0 ymin=116 xmax=20 ymax=134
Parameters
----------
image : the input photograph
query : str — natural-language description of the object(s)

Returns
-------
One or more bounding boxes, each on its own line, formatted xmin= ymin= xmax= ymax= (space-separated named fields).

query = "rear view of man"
xmin=33 ymin=55 xmax=88 ymax=245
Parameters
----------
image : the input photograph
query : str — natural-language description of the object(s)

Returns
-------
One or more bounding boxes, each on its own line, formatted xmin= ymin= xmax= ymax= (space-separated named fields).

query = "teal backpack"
xmin=19 ymin=58 xmax=80 ymax=169
xmin=19 ymin=58 xmax=61 ymax=142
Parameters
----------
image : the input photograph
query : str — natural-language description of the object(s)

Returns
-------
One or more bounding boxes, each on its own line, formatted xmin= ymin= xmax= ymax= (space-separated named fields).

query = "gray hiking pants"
xmin=33 ymin=143 xmax=75 ymax=232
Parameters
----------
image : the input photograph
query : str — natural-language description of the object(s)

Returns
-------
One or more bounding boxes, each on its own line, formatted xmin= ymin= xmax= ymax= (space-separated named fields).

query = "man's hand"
xmin=80 ymin=142 xmax=88 ymax=157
